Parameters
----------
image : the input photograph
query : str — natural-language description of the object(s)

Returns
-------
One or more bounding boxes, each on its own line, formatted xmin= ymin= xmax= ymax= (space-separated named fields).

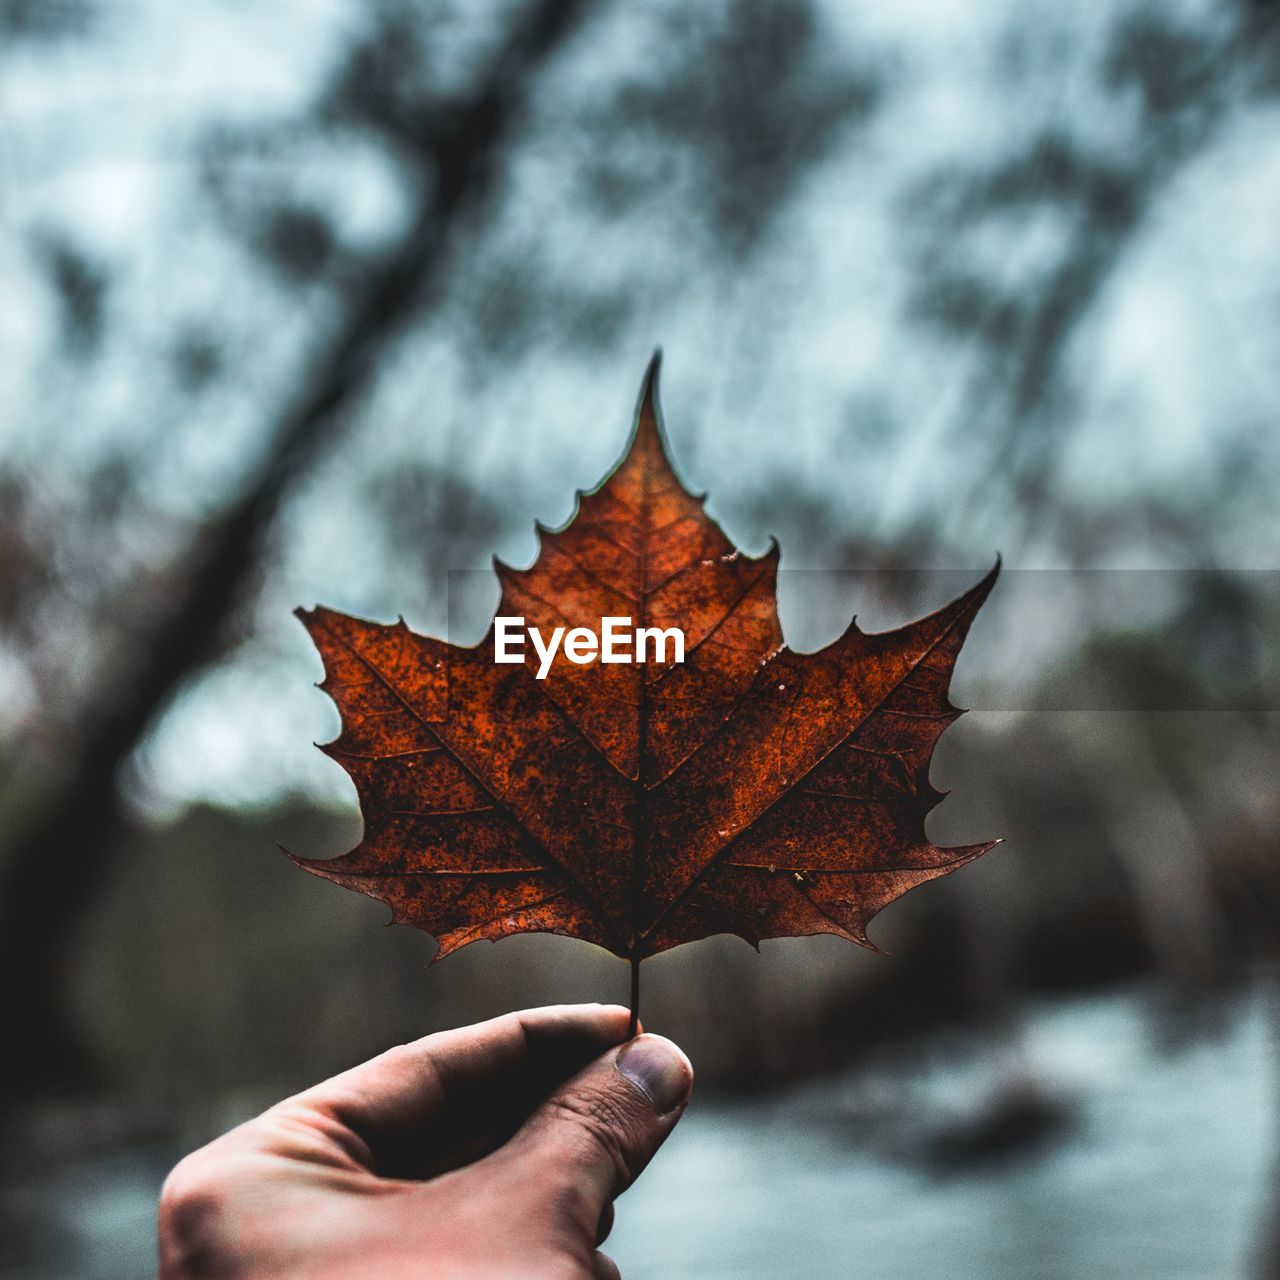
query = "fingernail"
xmin=616 ymin=1034 xmax=692 ymax=1114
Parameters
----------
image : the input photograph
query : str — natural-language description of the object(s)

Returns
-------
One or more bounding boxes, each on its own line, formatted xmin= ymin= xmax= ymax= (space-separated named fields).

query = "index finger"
xmin=296 ymin=1003 xmax=635 ymax=1177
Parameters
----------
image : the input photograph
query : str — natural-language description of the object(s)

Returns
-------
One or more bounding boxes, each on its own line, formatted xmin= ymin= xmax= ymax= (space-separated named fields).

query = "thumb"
xmin=501 ymin=1033 xmax=693 ymax=1238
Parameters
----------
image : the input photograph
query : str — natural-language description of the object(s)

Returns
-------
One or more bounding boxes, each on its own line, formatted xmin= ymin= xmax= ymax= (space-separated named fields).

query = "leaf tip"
xmin=631 ymin=348 xmax=677 ymax=464
xmin=294 ymin=605 xmax=323 ymax=635
xmin=977 ymin=554 xmax=1002 ymax=599
xmin=280 ymin=844 xmax=307 ymax=870
xmin=950 ymin=839 xmax=1002 ymax=867
xmin=643 ymin=345 xmax=663 ymax=387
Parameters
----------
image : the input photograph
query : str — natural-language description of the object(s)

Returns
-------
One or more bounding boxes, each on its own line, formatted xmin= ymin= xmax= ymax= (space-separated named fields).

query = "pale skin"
xmin=157 ymin=1004 xmax=693 ymax=1280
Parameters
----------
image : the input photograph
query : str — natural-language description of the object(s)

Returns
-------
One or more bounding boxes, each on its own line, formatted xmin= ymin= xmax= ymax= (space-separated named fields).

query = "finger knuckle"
xmin=157 ymin=1153 xmax=230 ymax=1276
xmin=546 ymin=1087 xmax=640 ymax=1191
xmin=377 ymin=1042 xmax=420 ymax=1076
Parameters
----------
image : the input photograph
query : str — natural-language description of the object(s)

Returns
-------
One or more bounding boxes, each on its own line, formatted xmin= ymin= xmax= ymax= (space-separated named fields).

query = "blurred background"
xmin=2 ymin=0 xmax=1280 ymax=1275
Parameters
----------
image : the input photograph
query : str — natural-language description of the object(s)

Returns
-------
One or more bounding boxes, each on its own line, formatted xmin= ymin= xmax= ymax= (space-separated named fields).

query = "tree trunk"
xmin=0 ymin=0 xmax=591 ymax=1097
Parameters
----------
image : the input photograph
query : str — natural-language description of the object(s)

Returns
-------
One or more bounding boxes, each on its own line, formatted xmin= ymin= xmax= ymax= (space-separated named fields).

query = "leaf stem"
xmin=628 ymin=955 xmax=640 ymax=1039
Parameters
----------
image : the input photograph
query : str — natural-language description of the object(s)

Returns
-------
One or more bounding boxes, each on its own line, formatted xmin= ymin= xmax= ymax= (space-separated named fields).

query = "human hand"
xmin=157 ymin=1004 xmax=692 ymax=1279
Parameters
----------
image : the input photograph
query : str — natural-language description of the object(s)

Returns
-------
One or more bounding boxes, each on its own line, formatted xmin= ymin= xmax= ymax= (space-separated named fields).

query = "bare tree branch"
xmin=0 ymin=0 xmax=592 ymax=1095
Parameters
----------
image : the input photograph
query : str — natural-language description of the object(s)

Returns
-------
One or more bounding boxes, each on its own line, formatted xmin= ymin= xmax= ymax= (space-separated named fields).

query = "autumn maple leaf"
xmin=291 ymin=355 xmax=997 ymax=1022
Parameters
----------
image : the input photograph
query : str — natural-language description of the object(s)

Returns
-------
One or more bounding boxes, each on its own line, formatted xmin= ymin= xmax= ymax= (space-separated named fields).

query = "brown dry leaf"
xmin=291 ymin=356 xmax=997 ymax=1000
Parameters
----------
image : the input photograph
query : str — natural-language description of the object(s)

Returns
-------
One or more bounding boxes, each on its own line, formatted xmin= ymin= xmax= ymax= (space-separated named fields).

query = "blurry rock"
xmin=916 ymin=1069 xmax=1077 ymax=1172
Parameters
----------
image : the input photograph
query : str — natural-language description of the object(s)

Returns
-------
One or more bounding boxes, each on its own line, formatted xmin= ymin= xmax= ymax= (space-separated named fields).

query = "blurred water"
xmin=610 ymin=989 xmax=1274 ymax=1280
xmin=3 ymin=987 xmax=1273 ymax=1279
